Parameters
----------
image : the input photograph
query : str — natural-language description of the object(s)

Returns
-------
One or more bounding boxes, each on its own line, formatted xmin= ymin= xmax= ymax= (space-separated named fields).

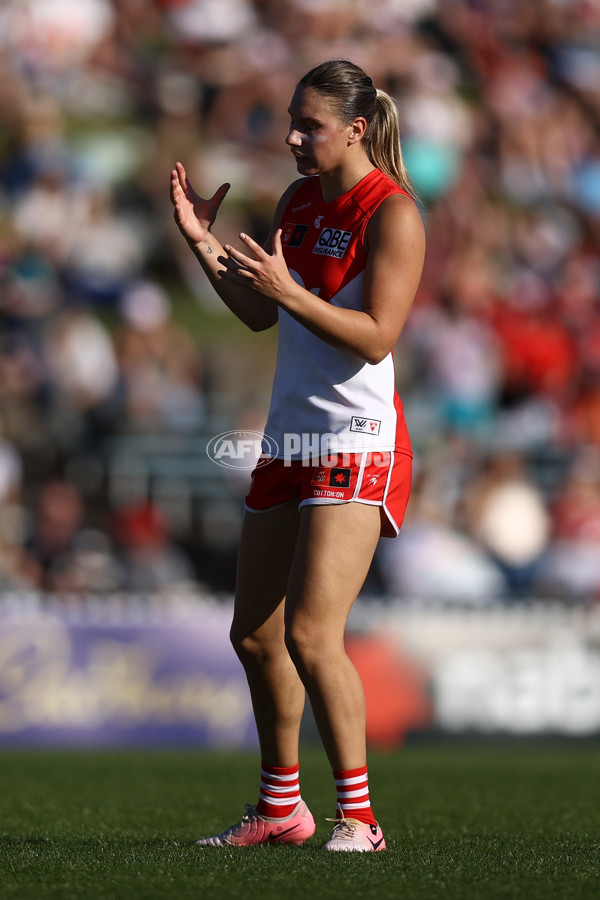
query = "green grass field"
xmin=1 ymin=742 xmax=599 ymax=900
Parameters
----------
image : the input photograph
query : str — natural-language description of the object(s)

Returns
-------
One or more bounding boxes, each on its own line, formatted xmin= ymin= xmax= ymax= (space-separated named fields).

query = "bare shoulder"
xmin=366 ymin=192 xmax=426 ymax=248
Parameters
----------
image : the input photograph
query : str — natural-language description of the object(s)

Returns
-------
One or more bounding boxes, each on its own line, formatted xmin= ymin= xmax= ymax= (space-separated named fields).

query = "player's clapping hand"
xmin=220 ymin=230 xmax=295 ymax=303
xmin=170 ymin=161 xmax=230 ymax=246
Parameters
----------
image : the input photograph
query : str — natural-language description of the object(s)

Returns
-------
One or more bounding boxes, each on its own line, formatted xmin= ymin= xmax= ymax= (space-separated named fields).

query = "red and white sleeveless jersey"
xmin=264 ymin=168 xmax=413 ymax=460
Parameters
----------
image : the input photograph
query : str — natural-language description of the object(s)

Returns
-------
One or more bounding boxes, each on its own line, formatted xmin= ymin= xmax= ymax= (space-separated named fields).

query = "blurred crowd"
xmin=0 ymin=0 xmax=599 ymax=603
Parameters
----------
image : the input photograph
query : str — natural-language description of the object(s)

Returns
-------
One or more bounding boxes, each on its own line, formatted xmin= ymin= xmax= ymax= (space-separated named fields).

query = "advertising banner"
xmin=1 ymin=595 xmax=599 ymax=746
xmin=0 ymin=596 xmax=257 ymax=747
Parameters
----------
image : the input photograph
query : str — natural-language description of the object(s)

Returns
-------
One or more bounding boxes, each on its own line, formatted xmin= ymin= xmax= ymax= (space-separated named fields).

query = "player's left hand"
xmin=219 ymin=230 xmax=294 ymax=302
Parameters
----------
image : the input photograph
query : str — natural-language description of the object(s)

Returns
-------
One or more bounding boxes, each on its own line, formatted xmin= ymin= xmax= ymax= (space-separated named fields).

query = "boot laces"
xmin=220 ymin=804 xmax=257 ymax=838
xmin=325 ymin=806 xmax=362 ymax=840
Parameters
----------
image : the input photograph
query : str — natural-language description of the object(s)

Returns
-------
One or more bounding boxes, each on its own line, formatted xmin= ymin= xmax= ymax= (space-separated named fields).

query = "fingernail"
xmin=240 ymin=233 xmax=246 ymax=239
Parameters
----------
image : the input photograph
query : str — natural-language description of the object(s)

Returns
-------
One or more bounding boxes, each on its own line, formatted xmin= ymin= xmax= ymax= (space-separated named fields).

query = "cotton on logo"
xmin=206 ymin=431 xmax=279 ymax=469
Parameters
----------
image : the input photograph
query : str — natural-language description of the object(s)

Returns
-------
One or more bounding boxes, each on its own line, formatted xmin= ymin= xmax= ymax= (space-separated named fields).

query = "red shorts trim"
xmin=245 ymin=451 xmax=412 ymax=538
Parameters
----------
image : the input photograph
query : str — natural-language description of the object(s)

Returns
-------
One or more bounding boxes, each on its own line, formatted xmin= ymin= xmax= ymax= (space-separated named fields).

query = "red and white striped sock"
xmin=333 ymin=765 xmax=377 ymax=826
xmin=256 ymin=762 xmax=302 ymax=819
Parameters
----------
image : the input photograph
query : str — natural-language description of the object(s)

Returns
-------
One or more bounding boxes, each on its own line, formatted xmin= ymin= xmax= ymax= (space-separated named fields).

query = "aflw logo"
xmin=350 ymin=416 xmax=381 ymax=436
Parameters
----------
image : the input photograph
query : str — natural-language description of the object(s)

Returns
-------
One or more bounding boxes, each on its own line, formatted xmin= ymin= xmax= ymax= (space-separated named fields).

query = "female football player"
xmin=170 ymin=58 xmax=425 ymax=851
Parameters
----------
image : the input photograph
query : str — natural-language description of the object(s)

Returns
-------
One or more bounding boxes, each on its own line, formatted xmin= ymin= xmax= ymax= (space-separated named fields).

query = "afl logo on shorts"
xmin=206 ymin=430 xmax=279 ymax=469
xmin=313 ymin=227 xmax=352 ymax=258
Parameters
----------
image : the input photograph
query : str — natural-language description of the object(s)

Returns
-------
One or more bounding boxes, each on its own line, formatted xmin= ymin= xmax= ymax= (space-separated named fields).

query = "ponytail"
xmin=298 ymin=59 xmax=418 ymax=200
xmin=366 ymin=90 xmax=417 ymax=200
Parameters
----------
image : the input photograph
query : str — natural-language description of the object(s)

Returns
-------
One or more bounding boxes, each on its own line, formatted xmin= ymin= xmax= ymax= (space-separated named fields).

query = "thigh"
xmin=285 ymin=502 xmax=381 ymax=638
xmin=232 ymin=502 xmax=301 ymax=642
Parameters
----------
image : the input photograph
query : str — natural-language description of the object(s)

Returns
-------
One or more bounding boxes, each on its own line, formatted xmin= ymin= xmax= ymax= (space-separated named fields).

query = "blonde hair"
xmin=299 ymin=59 xmax=417 ymax=199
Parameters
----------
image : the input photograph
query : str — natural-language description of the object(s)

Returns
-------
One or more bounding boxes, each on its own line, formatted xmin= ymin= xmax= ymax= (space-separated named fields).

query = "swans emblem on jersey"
xmin=314 ymin=215 xmax=323 ymax=228
xmin=313 ymin=227 xmax=352 ymax=258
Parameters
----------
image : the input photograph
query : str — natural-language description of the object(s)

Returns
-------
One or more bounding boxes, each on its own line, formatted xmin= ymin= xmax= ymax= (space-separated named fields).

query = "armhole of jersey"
xmin=275 ymin=177 xmax=314 ymax=230
xmin=359 ymin=187 xmax=413 ymax=251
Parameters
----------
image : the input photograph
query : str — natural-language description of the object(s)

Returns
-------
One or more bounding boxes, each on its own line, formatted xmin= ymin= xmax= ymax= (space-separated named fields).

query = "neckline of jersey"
xmin=319 ymin=166 xmax=379 ymax=205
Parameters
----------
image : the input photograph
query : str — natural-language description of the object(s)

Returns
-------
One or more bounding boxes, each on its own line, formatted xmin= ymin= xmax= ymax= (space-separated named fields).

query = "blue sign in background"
xmin=0 ymin=598 xmax=258 ymax=747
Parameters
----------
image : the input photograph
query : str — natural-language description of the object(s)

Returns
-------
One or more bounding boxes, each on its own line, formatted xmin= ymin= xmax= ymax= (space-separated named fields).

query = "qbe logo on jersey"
xmin=313 ymin=227 xmax=352 ymax=258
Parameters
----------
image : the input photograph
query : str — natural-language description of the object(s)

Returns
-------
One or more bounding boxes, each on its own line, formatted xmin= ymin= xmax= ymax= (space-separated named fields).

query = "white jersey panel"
xmin=265 ymin=270 xmax=398 ymax=458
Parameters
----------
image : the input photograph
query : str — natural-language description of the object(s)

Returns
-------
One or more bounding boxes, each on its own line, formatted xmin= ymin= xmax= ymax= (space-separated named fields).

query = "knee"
xmin=284 ymin=624 xmax=324 ymax=677
xmin=230 ymin=621 xmax=281 ymax=668
xmin=230 ymin=622 xmax=258 ymax=663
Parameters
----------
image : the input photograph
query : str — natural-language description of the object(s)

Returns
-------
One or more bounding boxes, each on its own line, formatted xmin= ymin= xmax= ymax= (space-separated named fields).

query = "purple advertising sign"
xmin=0 ymin=596 xmax=258 ymax=747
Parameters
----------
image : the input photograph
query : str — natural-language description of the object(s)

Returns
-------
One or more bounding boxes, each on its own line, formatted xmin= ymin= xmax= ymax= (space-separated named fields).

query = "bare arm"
xmin=170 ymin=162 xmax=302 ymax=332
xmin=221 ymin=193 xmax=426 ymax=363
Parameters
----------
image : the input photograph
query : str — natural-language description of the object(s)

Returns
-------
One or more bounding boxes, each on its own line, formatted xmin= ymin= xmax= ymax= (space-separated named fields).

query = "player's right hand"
xmin=170 ymin=161 xmax=230 ymax=246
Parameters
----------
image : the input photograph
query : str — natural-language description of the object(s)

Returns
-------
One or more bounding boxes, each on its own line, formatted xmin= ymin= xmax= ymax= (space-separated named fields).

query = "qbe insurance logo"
xmin=206 ymin=430 xmax=278 ymax=469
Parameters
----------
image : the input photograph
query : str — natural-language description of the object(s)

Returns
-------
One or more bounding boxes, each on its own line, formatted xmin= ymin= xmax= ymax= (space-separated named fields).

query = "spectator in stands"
xmin=18 ymin=479 xmax=86 ymax=591
xmin=43 ymin=303 xmax=120 ymax=417
xmin=114 ymin=280 xmax=205 ymax=432
xmin=110 ymin=501 xmax=195 ymax=594
xmin=0 ymin=434 xmax=27 ymax=589
xmin=462 ymin=451 xmax=552 ymax=598
xmin=541 ymin=448 xmax=600 ymax=600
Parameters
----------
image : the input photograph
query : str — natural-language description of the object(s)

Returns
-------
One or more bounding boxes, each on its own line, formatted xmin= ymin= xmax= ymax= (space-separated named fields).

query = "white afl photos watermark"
xmin=206 ymin=431 xmax=390 ymax=469
xmin=206 ymin=431 xmax=279 ymax=469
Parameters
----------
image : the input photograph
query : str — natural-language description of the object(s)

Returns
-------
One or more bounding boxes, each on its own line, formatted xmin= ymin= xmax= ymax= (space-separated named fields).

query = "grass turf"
xmin=0 ymin=743 xmax=599 ymax=900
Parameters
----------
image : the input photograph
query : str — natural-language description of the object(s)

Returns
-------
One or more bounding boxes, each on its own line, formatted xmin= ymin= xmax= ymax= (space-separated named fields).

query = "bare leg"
xmin=284 ymin=502 xmax=381 ymax=771
xmin=230 ymin=503 xmax=306 ymax=766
